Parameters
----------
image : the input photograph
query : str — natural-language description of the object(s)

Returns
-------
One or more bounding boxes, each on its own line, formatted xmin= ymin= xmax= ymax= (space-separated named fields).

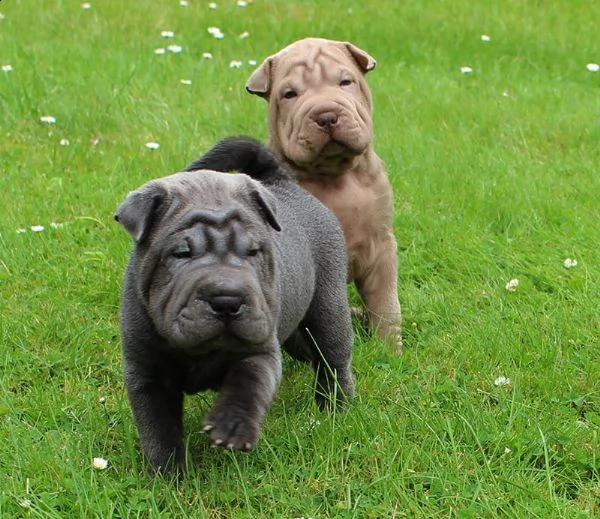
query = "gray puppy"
xmin=115 ymin=137 xmax=354 ymax=474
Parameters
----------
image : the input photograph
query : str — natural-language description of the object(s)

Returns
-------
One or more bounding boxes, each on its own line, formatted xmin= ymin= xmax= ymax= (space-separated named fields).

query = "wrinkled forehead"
xmin=273 ymin=42 xmax=354 ymax=84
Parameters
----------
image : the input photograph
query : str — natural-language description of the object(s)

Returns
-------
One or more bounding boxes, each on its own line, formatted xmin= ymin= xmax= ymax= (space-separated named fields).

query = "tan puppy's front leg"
xmin=355 ymin=234 xmax=403 ymax=354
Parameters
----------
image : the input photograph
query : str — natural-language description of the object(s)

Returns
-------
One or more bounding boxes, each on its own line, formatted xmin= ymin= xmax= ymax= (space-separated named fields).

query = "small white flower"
xmin=31 ymin=225 xmax=45 ymax=232
xmin=239 ymin=31 xmax=250 ymax=39
xmin=208 ymin=26 xmax=224 ymax=39
xmin=460 ymin=66 xmax=473 ymax=74
xmin=40 ymin=115 xmax=56 ymax=124
xmin=248 ymin=59 xmax=257 ymax=66
xmin=154 ymin=47 xmax=166 ymax=55
xmin=2 ymin=64 xmax=13 ymax=72
xmin=494 ymin=376 xmax=511 ymax=387
xmin=145 ymin=142 xmax=160 ymax=150
xmin=208 ymin=2 xmax=217 ymax=8
xmin=180 ymin=0 xmax=189 ymax=5
xmin=168 ymin=44 xmax=183 ymax=53
xmin=60 ymin=138 xmax=70 ymax=146
xmin=90 ymin=137 xmax=100 ymax=145
xmin=50 ymin=222 xmax=64 ymax=229
xmin=229 ymin=60 xmax=243 ymax=68
xmin=503 ymin=447 xmax=511 ymax=454
xmin=502 ymin=91 xmax=510 ymax=97
xmin=0 ymin=12 xmax=5 ymax=20
xmin=19 ymin=499 xmax=32 ymax=508
xmin=202 ymin=52 xmax=213 ymax=59
xmin=586 ymin=63 xmax=599 ymax=72
xmin=99 ymin=396 xmax=107 ymax=404
xmin=563 ymin=258 xmax=578 ymax=269
xmin=480 ymin=34 xmax=491 ymax=42
xmin=237 ymin=0 xmax=248 ymax=5
xmin=16 ymin=228 xmax=26 ymax=234
xmin=505 ymin=278 xmax=519 ymax=292
xmin=180 ymin=79 xmax=192 ymax=85
xmin=161 ymin=30 xmax=175 ymax=38
xmin=81 ymin=2 xmax=92 ymax=9
xmin=92 ymin=457 xmax=108 ymax=470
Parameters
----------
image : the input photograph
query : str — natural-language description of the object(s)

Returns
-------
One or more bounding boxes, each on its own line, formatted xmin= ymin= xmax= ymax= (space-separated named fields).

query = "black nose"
xmin=208 ymin=295 xmax=244 ymax=318
xmin=315 ymin=111 xmax=338 ymax=127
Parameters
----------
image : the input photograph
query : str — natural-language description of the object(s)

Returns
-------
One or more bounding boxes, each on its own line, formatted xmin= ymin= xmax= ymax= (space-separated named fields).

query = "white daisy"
xmin=229 ymin=60 xmax=243 ymax=68
xmin=154 ymin=47 xmax=166 ymax=55
xmin=92 ymin=457 xmax=108 ymax=470
xmin=161 ymin=30 xmax=175 ymax=38
xmin=202 ymin=52 xmax=213 ymax=59
xmin=40 ymin=115 xmax=56 ymax=124
xmin=16 ymin=228 xmax=26 ymax=234
xmin=208 ymin=26 xmax=224 ymax=39
xmin=145 ymin=142 xmax=160 ymax=150
xmin=168 ymin=44 xmax=183 ymax=53
xmin=60 ymin=138 xmax=70 ymax=146
xmin=480 ymin=34 xmax=491 ymax=42
xmin=586 ymin=63 xmax=599 ymax=72
xmin=248 ymin=59 xmax=257 ymax=66
xmin=563 ymin=258 xmax=578 ymax=269
xmin=2 ymin=64 xmax=13 ymax=72
xmin=180 ymin=79 xmax=192 ymax=85
xmin=208 ymin=2 xmax=217 ymax=8
xmin=460 ymin=66 xmax=473 ymax=74
xmin=81 ymin=2 xmax=92 ymax=8
xmin=505 ymin=278 xmax=519 ymax=292
xmin=180 ymin=0 xmax=189 ymax=5
xmin=239 ymin=31 xmax=250 ymax=39
xmin=237 ymin=0 xmax=247 ymax=5
xmin=494 ymin=376 xmax=511 ymax=387
xmin=30 ymin=225 xmax=45 ymax=232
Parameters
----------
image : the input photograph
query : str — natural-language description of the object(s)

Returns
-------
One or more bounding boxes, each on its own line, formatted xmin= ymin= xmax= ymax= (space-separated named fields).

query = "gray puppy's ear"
xmin=250 ymin=184 xmax=281 ymax=231
xmin=114 ymin=185 xmax=166 ymax=243
xmin=344 ymin=42 xmax=376 ymax=73
xmin=246 ymin=57 xmax=273 ymax=98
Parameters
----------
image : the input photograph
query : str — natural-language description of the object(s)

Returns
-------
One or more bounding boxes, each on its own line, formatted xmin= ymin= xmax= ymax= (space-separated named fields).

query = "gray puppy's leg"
xmin=301 ymin=299 xmax=355 ymax=410
xmin=125 ymin=371 xmax=185 ymax=474
xmin=203 ymin=348 xmax=282 ymax=450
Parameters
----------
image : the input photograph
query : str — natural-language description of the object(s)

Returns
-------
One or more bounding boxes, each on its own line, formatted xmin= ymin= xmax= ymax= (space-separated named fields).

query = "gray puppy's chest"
xmin=161 ymin=350 xmax=244 ymax=394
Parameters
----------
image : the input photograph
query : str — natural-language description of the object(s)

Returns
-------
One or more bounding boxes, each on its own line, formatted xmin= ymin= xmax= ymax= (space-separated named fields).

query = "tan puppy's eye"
xmin=339 ymin=79 xmax=353 ymax=87
xmin=283 ymin=89 xmax=298 ymax=99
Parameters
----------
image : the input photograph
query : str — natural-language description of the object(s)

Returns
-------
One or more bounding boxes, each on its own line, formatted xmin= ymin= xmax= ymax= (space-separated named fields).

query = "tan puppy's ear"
xmin=246 ymin=58 xmax=273 ymax=98
xmin=344 ymin=42 xmax=377 ymax=73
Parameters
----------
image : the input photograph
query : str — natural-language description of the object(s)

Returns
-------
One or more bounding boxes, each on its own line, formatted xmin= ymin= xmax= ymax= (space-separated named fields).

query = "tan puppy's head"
xmin=246 ymin=37 xmax=376 ymax=177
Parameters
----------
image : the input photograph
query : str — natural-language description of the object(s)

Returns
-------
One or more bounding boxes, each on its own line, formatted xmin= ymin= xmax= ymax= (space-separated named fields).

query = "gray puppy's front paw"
xmin=203 ymin=404 xmax=260 ymax=451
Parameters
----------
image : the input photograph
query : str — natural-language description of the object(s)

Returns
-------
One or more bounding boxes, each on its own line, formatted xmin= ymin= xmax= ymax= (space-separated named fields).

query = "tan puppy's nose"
xmin=314 ymin=111 xmax=338 ymax=128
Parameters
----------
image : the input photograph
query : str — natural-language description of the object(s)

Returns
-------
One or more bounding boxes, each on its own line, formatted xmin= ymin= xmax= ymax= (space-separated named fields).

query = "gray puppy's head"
xmin=116 ymin=170 xmax=281 ymax=353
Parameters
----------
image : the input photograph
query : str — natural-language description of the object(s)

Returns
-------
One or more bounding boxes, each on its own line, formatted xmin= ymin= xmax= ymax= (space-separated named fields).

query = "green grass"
xmin=1 ymin=0 xmax=599 ymax=516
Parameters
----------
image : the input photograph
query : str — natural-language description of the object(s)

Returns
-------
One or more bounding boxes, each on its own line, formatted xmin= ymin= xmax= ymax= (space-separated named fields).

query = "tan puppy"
xmin=246 ymin=37 xmax=402 ymax=353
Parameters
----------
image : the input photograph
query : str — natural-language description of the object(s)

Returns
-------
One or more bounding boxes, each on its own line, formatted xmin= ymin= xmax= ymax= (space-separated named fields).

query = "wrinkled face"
xmin=122 ymin=172 xmax=279 ymax=354
xmin=269 ymin=42 xmax=373 ymax=174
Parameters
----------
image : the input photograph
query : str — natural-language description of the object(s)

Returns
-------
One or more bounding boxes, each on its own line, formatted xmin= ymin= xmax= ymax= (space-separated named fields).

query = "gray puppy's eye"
xmin=247 ymin=239 xmax=260 ymax=257
xmin=171 ymin=242 xmax=192 ymax=259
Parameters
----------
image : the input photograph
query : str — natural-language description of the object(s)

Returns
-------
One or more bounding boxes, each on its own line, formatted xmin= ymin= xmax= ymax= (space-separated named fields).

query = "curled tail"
xmin=184 ymin=136 xmax=291 ymax=185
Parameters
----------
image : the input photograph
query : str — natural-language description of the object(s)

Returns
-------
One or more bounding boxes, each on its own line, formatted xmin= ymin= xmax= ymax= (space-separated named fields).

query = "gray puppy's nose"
xmin=209 ymin=295 xmax=244 ymax=318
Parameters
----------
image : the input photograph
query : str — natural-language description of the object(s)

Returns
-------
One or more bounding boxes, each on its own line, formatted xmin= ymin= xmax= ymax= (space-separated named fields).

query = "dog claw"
xmin=214 ymin=438 xmax=223 ymax=446
xmin=203 ymin=424 xmax=214 ymax=432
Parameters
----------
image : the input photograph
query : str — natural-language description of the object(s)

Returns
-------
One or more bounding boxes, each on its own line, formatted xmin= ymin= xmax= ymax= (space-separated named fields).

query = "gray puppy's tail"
xmin=184 ymin=136 xmax=291 ymax=185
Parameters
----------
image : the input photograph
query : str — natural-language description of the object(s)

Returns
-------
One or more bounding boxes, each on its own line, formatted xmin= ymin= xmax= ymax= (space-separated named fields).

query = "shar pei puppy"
xmin=115 ymin=137 xmax=354 ymax=474
xmin=246 ymin=37 xmax=403 ymax=353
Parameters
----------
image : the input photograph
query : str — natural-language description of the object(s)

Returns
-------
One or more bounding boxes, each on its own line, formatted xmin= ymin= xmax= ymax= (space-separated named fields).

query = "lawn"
xmin=1 ymin=0 xmax=599 ymax=517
